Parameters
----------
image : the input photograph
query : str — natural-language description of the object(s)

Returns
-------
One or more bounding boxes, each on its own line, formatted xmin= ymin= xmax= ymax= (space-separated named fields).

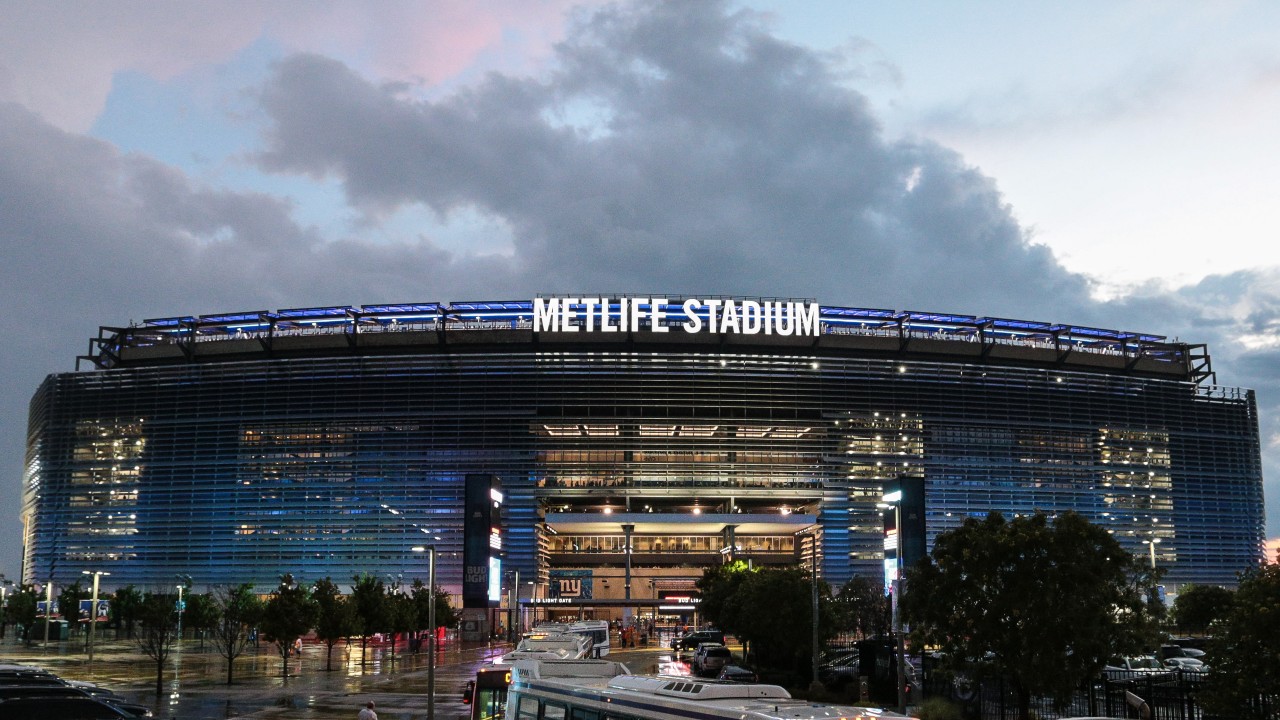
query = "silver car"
xmin=692 ymin=643 xmax=733 ymax=677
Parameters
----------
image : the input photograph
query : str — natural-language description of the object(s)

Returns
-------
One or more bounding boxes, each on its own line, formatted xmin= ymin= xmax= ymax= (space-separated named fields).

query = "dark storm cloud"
xmin=256 ymin=1 xmax=1094 ymax=319
xmin=0 ymin=99 xmax=524 ymax=574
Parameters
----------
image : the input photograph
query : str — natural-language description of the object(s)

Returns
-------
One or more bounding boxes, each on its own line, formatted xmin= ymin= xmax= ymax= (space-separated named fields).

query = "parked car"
xmin=0 ymin=695 xmax=141 ymax=718
xmin=692 ymin=643 xmax=733 ymax=676
xmin=818 ymin=651 xmax=860 ymax=690
xmin=717 ymin=665 xmax=758 ymax=683
xmin=0 ymin=685 xmax=153 ymax=717
xmin=673 ymin=630 xmax=725 ymax=651
xmin=1163 ymin=657 xmax=1209 ymax=674
xmin=1167 ymin=638 xmax=1208 ymax=658
xmin=1102 ymin=656 xmax=1172 ymax=681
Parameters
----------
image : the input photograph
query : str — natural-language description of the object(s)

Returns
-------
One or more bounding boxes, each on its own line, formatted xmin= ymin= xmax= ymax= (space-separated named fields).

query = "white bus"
xmin=495 ymin=633 xmax=594 ymax=664
xmin=506 ymin=659 xmax=908 ymax=720
xmin=567 ymin=620 xmax=611 ymax=658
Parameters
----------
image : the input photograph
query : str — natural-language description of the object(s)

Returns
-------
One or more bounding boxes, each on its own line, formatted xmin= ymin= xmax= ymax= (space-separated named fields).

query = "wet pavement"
xmin=0 ymin=634 xmax=690 ymax=719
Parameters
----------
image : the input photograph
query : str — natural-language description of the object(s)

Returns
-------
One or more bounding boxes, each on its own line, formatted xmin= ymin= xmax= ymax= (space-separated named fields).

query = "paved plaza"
xmin=0 ymin=633 xmax=682 ymax=719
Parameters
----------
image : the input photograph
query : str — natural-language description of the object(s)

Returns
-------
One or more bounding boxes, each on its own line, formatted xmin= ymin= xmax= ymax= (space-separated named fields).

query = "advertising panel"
xmin=549 ymin=569 xmax=593 ymax=600
xmin=79 ymin=599 xmax=110 ymax=622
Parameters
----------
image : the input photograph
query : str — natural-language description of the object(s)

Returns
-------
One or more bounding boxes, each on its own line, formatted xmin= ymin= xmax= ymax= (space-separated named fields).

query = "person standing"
xmin=358 ymin=700 xmax=377 ymax=720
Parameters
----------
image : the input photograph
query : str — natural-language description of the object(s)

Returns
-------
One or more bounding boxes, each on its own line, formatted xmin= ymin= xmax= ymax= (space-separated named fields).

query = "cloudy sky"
xmin=2 ymin=0 xmax=1278 ymax=580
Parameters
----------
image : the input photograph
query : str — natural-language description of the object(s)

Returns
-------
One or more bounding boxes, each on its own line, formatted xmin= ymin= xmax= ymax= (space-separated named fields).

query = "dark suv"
xmin=673 ymin=630 xmax=725 ymax=651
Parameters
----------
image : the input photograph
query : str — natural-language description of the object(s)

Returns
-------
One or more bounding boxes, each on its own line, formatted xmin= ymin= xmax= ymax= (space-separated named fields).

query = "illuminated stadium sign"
xmin=532 ymin=296 xmax=821 ymax=336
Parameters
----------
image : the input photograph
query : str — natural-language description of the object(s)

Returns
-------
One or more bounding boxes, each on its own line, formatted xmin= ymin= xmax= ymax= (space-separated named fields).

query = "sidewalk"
xmin=1 ymin=634 xmax=516 ymax=720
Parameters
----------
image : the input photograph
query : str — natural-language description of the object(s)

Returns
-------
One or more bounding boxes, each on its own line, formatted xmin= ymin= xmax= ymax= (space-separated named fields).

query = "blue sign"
xmin=549 ymin=570 xmax=593 ymax=600
xmin=36 ymin=600 xmax=60 ymax=619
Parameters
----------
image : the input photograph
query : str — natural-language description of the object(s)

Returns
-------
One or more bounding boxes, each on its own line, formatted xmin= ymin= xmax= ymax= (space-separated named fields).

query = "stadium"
xmin=21 ymin=296 xmax=1265 ymax=623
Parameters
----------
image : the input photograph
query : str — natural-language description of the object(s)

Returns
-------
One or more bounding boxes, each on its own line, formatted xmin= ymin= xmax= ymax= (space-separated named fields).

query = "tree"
xmin=409 ymin=578 xmax=457 ymax=651
xmin=135 ymin=591 xmax=180 ymax=696
xmin=832 ymin=576 xmax=889 ymax=640
xmin=184 ymin=591 xmax=221 ymax=650
xmin=698 ymin=563 xmax=833 ymax=677
xmin=385 ymin=587 xmax=413 ymax=663
xmin=350 ymin=574 xmax=389 ymax=666
xmin=6 ymin=584 xmax=38 ymax=645
xmin=696 ymin=561 xmax=752 ymax=644
xmin=1199 ymin=564 xmax=1280 ymax=719
xmin=736 ymin=567 xmax=833 ymax=678
xmin=208 ymin=584 xmax=263 ymax=685
xmin=57 ymin=580 xmax=88 ymax=638
xmin=901 ymin=511 xmax=1158 ymax=720
xmin=1172 ymin=584 xmax=1235 ymax=635
xmin=313 ymin=578 xmax=357 ymax=671
xmin=260 ymin=576 xmax=319 ymax=680
xmin=111 ymin=585 xmax=144 ymax=639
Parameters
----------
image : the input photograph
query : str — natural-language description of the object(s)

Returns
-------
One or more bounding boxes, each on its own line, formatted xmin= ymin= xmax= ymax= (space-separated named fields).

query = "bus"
xmin=567 ymin=620 xmax=610 ymax=658
xmin=506 ymin=659 xmax=909 ymax=720
xmin=495 ymin=633 xmax=593 ymax=664
xmin=465 ymin=666 xmax=513 ymax=720
xmin=467 ymin=660 xmax=628 ymax=720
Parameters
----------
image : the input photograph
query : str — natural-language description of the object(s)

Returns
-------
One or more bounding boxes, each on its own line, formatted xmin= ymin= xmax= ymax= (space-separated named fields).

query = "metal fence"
xmin=921 ymin=670 xmax=1223 ymax=720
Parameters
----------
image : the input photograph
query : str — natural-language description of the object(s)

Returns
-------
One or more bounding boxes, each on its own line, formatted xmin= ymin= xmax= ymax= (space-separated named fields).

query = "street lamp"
xmin=880 ymin=489 xmax=907 ymax=715
xmin=82 ymin=570 xmax=111 ymax=662
xmin=42 ymin=581 xmax=54 ymax=647
xmin=413 ymin=545 xmax=436 ymax=720
xmin=507 ymin=568 xmax=520 ymax=642
xmin=0 ymin=575 xmax=11 ymax=639
xmin=796 ymin=525 xmax=821 ymax=693
xmin=1142 ymin=537 xmax=1161 ymax=570
xmin=175 ymin=574 xmax=192 ymax=642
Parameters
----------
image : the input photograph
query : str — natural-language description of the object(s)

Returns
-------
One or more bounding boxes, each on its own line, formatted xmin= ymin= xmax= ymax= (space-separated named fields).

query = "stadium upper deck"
xmin=80 ymin=297 xmax=1215 ymax=384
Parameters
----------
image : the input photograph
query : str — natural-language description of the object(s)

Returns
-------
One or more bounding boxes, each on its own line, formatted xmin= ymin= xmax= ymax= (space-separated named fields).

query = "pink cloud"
xmin=0 ymin=0 xmax=597 ymax=132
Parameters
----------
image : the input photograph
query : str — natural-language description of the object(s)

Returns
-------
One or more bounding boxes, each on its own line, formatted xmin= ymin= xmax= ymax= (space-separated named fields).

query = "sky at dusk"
xmin=3 ymin=0 xmax=1279 ymax=580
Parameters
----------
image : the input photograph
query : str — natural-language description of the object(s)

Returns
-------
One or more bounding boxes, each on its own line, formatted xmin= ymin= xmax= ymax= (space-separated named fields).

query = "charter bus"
xmin=505 ymin=659 xmax=908 ymax=720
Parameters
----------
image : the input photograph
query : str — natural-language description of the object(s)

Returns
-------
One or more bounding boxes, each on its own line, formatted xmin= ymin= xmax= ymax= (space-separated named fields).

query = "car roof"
xmin=0 ymin=695 xmax=133 ymax=717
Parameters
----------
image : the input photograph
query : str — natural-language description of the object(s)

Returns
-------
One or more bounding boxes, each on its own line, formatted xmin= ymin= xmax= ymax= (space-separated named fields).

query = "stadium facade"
xmin=21 ymin=296 xmax=1266 ymax=612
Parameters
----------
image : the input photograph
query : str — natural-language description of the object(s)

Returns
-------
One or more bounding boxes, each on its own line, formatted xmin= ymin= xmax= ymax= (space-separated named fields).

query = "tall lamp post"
xmin=879 ymin=489 xmax=907 ymax=714
xmin=42 ymin=581 xmax=54 ymax=647
xmin=796 ymin=525 xmax=821 ymax=693
xmin=0 ymin=575 xmax=11 ymax=640
xmin=175 ymin=574 xmax=192 ymax=643
xmin=1142 ymin=537 xmax=1161 ymax=570
xmin=82 ymin=570 xmax=110 ymax=662
xmin=413 ymin=545 xmax=436 ymax=720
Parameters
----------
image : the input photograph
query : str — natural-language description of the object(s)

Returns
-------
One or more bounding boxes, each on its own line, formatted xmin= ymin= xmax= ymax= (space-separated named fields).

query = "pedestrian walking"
xmin=358 ymin=700 xmax=378 ymax=719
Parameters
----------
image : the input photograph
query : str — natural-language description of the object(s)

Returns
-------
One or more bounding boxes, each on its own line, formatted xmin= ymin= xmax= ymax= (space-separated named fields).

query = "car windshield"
xmin=1131 ymin=657 xmax=1164 ymax=670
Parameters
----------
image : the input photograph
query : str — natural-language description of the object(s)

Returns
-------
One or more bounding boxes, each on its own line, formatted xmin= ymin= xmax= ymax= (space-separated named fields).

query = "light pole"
xmin=82 ymin=570 xmax=110 ymax=662
xmin=42 ymin=581 xmax=53 ymax=647
xmin=1143 ymin=537 xmax=1161 ymax=570
xmin=175 ymin=574 xmax=191 ymax=643
xmin=414 ymin=545 xmax=436 ymax=720
xmin=508 ymin=568 xmax=520 ymax=642
xmin=797 ymin=525 xmax=821 ymax=693
xmin=0 ymin=575 xmax=10 ymax=640
xmin=176 ymin=584 xmax=184 ymax=642
xmin=880 ymin=488 xmax=907 ymax=714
